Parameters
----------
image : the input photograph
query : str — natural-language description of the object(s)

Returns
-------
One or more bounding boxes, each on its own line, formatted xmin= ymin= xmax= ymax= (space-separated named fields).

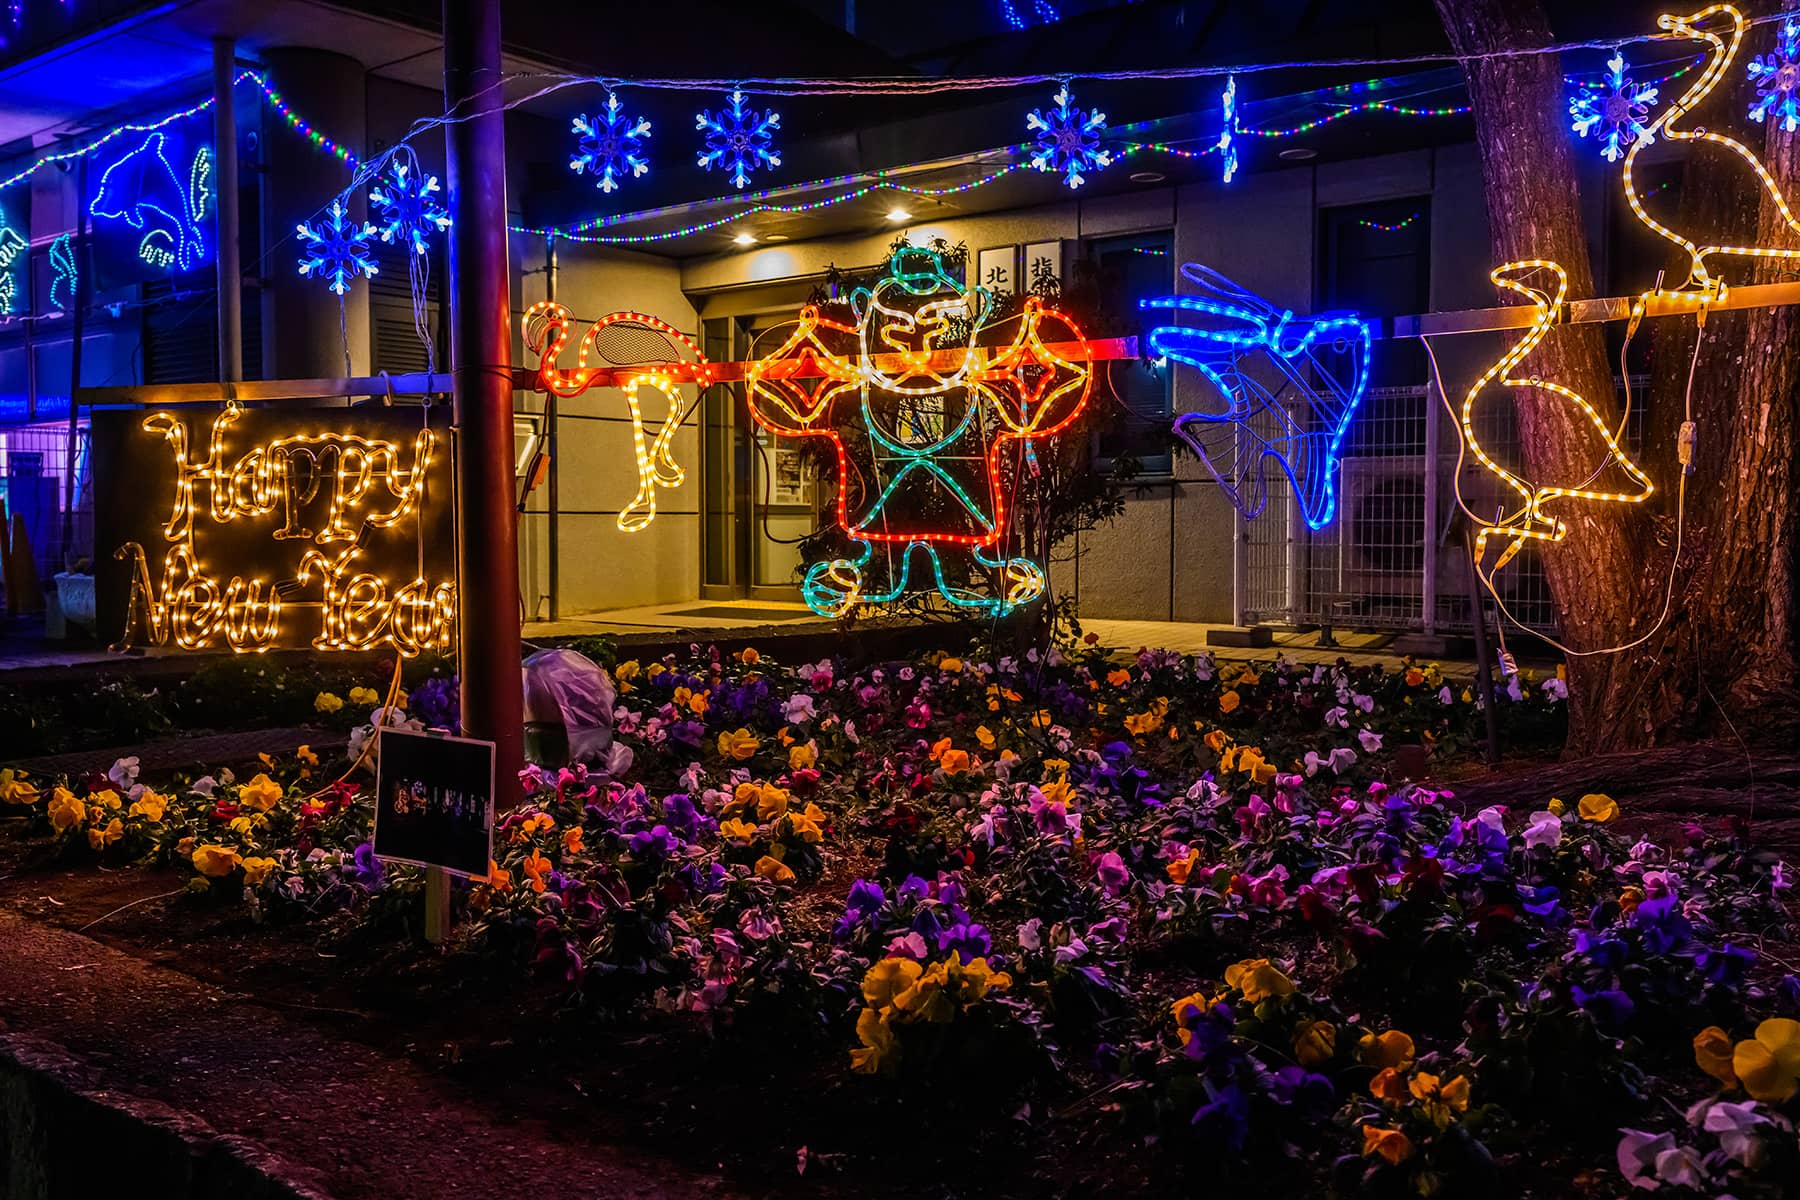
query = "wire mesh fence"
xmin=0 ymin=419 xmax=92 ymax=600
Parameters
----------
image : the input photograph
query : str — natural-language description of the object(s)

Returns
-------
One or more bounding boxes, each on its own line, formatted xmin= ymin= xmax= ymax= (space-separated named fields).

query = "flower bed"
xmin=2 ymin=641 xmax=1794 ymax=1196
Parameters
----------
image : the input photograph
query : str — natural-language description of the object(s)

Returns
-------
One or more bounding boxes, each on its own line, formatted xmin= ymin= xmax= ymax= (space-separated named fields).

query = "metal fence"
xmin=1235 ymin=379 xmax=1647 ymax=638
xmin=0 ymin=419 xmax=91 ymax=598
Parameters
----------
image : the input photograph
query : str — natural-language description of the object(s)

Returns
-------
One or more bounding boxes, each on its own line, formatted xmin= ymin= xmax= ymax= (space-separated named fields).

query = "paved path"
xmin=0 ymin=909 xmax=739 ymax=1200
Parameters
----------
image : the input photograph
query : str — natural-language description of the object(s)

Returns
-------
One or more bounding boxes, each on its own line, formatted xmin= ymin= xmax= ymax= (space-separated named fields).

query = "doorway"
xmin=699 ymin=311 xmax=815 ymax=601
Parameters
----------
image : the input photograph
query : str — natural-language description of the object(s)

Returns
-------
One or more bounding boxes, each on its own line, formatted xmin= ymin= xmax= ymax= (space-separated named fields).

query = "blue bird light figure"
xmin=1141 ymin=265 xmax=1373 ymax=531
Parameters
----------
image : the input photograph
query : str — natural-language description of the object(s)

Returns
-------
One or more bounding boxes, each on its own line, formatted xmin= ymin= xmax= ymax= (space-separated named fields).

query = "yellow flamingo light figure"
xmin=1623 ymin=4 xmax=1800 ymax=299
xmin=1461 ymin=261 xmax=1656 ymax=574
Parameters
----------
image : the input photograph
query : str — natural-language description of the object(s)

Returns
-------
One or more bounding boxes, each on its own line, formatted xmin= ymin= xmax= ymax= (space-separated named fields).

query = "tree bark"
xmin=1434 ymin=0 xmax=1800 ymax=754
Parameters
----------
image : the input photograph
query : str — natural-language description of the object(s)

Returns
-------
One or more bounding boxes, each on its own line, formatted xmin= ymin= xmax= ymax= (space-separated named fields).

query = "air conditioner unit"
xmin=1337 ymin=456 xmax=1469 ymax=604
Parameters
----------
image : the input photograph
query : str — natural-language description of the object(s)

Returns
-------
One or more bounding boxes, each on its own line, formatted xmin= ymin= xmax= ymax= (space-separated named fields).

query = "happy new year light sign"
xmin=95 ymin=403 xmax=456 ymax=656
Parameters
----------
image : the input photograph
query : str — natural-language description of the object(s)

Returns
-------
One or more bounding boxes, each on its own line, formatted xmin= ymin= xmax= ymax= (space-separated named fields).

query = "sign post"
xmin=373 ymin=726 xmax=496 ymax=945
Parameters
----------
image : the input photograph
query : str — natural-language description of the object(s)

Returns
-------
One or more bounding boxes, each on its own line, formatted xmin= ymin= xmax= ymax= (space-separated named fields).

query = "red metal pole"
xmin=444 ymin=0 xmax=522 ymax=804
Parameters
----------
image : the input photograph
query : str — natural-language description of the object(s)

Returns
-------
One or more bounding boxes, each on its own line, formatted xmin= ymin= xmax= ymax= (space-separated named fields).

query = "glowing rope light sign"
xmin=746 ymin=245 xmax=1093 ymax=617
xmin=1141 ymin=264 xmax=1371 ymax=530
xmin=1623 ymin=4 xmax=1800 ymax=298
xmin=521 ymin=305 xmax=714 ymax=532
xmin=1459 ymin=260 xmax=1655 ymax=575
xmin=88 ymin=132 xmax=211 ymax=272
xmin=48 ymin=233 xmax=76 ymax=310
xmin=101 ymin=404 xmax=455 ymax=655
xmin=0 ymin=220 xmax=24 ymax=315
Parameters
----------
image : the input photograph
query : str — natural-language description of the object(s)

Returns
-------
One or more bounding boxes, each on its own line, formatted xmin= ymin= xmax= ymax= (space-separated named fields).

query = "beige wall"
xmin=514 ymin=142 xmax=1493 ymax=625
xmin=511 ymin=237 xmax=701 ymax=618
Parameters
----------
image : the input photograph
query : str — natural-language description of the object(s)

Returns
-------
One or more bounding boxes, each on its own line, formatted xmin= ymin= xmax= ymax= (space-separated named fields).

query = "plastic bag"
xmin=521 ymin=649 xmax=630 ymax=774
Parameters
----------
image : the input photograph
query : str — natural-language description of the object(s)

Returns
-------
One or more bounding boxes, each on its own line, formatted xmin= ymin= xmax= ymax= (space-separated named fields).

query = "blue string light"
xmin=296 ymin=200 xmax=379 ymax=295
xmin=570 ymin=91 xmax=652 ymax=193
xmin=1219 ymin=75 xmax=1240 ymax=183
xmin=697 ymin=88 xmax=781 ymax=189
xmin=1026 ymin=82 xmax=1112 ymax=189
xmin=1748 ymin=20 xmax=1800 ymax=133
xmin=88 ymin=131 xmax=211 ymax=272
xmin=369 ymin=160 xmax=450 ymax=256
xmin=1141 ymin=264 xmax=1372 ymax=530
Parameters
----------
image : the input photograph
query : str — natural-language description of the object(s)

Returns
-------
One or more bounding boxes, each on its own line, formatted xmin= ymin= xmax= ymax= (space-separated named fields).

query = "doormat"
xmin=662 ymin=606 xmax=818 ymax=622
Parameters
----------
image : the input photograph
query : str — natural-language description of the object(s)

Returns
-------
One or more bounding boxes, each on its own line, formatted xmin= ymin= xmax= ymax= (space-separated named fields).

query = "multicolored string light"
xmin=0 ymin=70 xmax=355 ymax=196
xmin=1357 ymin=211 xmax=1422 ymax=232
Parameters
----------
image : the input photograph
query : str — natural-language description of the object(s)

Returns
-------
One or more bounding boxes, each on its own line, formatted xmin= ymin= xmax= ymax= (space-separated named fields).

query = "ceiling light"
xmin=1278 ymin=147 xmax=1317 ymax=161
xmin=732 ymin=232 xmax=757 ymax=246
xmin=1129 ymin=171 xmax=1166 ymax=184
xmin=885 ymin=207 xmax=912 ymax=222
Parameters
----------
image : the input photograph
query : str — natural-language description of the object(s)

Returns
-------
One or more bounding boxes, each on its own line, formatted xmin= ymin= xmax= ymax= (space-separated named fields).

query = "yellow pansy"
xmin=614 ymin=660 xmax=641 ymax=692
xmin=239 ymin=773 xmax=284 ymax=813
xmin=1358 ymin=1029 xmax=1417 ymax=1071
xmin=1694 ymin=1026 xmax=1739 ymax=1088
xmin=47 ymin=787 xmax=86 ymax=831
xmin=1404 ymin=668 xmax=1424 ymax=687
xmin=754 ymin=855 xmax=795 ymax=883
xmin=191 ymin=844 xmax=241 ymax=877
xmin=1106 ymin=668 xmax=1132 ymax=687
xmin=1577 ymin=793 xmax=1619 ymax=823
xmin=939 ymin=748 xmax=971 ymax=775
xmin=938 ymin=656 xmax=963 ymax=673
xmin=785 ymin=804 xmax=827 ymax=844
xmin=1546 ymin=797 xmax=1566 ymax=817
xmin=0 ymin=769 xmax=39 ymax=805
xmin=1222 ymin=958 xmax=1294 ymax=1003
xmin=241 ymin=856 xmax=279 ymax=886
xmin=850 ymin=1006 xmax=897 ymax=1074
xmin=1733 ymin=1018 xmax=1800 ymax=1103
xmin=737 ymin=647 xmax=761 ymax=665
xmin=128 ymin=791 xmax=168 ymax=823
xmin=1040 ymin=776 xmax=1075 ymax=810
xmin=563 ymin=827 xmax=584 ymax=855
xmin=295 ymin=745 xmax=319 ymax=768
xmin=717 ymin=728 xmax=761 ymax=761
xmin=788 ymin=741 xmax=816 ymax=771
xmin=314 ymin=691 xmax=344 ymax=714
xmin=86 ymin=817 xmax=124 ymax=851
xmin=1204 ymin=728 xmax=1229 ymax=753
xmin=975 ymin=725 xmax=996 ymax=750
xmin=863 ymin=957 xmax=924 ymax=1010
xmin=719 ymin=818 xmax=759 ymax=842
xmin=756 ymin=785 xmax=791 ymax=822
xmin=1361 ymin=1125 xmax=1413 ymax=1166
xmin=1219 ymin=690 xmax=1241 ymax=714
xmin=1166 ymin=849 xmax=1201 ymax=886
xmin=1370 ymin=1067 xmax=1410 ymax=1104
xmin=1293 ymin=1019 xmax=1336 ymax=1067
xmin=348 ymin=686 xmax=380 ymax=706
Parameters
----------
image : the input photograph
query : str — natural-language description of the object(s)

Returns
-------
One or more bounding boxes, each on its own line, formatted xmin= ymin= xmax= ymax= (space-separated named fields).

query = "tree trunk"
xmin=1434 ymin=0 xmax=1800 ymax=754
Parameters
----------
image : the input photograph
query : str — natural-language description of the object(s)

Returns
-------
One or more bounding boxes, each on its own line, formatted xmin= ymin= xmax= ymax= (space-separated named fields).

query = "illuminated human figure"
xmin=747 ymin=246 xmax=1092 ymax=616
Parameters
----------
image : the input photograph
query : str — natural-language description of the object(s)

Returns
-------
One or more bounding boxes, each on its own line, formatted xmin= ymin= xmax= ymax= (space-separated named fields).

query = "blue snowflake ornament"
xmin=571 ymin=92 xmax=652 ymax=193
xmin=296 ymin=200 xmax=379 ymax=296
xmin=696 ymin=89 xmax=780 ymax=190
xmin=1219 ymin=74 xmax=1239 ymax=184
xmin=369 ymin=162 xmax=450 ymax=256
xmin=1026 ymin=83 xmax=1111 ymax=189
xmin=1748 ymin=21 xmax=1800 ymax=133
xmin=1568 ymin=53 xmax=1659 ymax=162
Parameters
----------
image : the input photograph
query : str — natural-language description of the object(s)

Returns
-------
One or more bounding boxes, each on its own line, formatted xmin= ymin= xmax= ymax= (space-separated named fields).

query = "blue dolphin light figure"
xmin=1140 ymin=264 xmax=1372 ymax=530
xmin=89 ymin=132 xmax=209 ymax=273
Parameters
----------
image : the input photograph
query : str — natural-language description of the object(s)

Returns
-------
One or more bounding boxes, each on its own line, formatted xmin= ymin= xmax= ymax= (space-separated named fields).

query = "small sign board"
xmin=373 ymin=727 xmax=496 ymax=879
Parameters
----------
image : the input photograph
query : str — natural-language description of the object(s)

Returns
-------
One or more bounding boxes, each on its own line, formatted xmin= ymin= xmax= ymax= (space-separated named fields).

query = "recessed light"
xmin=1129 ymin=170 xmax=1166 ymax=183
xmin=1279 ymin=147 xmax=1317 ymax=161
xmin=732 ymin=232 xmax=757 ymax=246
xmin=885 ymin=207 xmax=912 ymax=222
xmin=763 ymin=233 xmax=789 ymax=242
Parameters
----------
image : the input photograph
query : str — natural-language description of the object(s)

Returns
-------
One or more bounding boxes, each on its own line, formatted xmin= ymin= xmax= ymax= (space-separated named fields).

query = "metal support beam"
xmin=545 ymin=234 xmax=559 ymax=622
xmin=444 ymin=0 xmax=523 ymax=804
xmin=213 ymin=38 xmax=243 ymax=383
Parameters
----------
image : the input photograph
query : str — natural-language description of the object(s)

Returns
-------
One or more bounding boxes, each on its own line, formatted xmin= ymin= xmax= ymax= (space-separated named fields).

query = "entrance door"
xmin=699 ymin=311 xmax=814 ymax=600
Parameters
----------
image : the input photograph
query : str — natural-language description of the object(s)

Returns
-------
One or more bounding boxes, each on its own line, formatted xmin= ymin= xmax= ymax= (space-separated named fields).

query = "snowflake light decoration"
xmin=571 ymin=92 xmax=652 ymax=194
xmin=296 ymin=200 xmax=379 ymax=295
xmin=1748 ymin=21 xmax=1800 ymax=133
xmin=369 ymin=161 xmax=450 ymax=256
xmin=1219 ymin=74 xmax=1239 ymax=184
xmin=696 ymin=89 xmax=780 ymax=190
xmin=1026 ymin=83 xmax=1111 ymax=189
xmin=1568 ymin=52 xmax=1659 ymax=163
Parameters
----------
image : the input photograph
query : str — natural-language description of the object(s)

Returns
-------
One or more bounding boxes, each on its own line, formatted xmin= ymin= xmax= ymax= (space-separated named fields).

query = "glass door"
xmin=699 ymin=311 xmax=811 ymax=600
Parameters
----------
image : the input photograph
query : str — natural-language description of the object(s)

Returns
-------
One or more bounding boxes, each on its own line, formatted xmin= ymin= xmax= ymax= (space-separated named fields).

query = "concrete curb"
xmin=0 ymin=1030 xmax=333 ymax=1200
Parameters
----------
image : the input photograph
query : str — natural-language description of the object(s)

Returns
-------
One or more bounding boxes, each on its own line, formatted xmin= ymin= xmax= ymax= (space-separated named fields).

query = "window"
xmin=1318 ymin=198 xmax=1431 ymax=457
xmin=1084 ymin=230 xmax=1173 ymax=473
